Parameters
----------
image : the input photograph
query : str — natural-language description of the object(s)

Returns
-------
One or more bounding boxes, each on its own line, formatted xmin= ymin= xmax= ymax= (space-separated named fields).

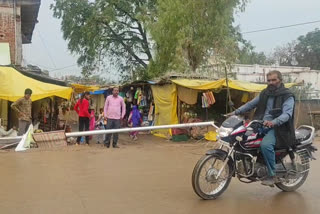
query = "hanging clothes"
xmin=206 ymin=91 xmax=216 ymax=105
xmin=202 ymin=94 xmax=209 ymax=108
xmin=126 ymin=88 xmax=134 ymax=103
xmin=140 ymin=94 xmax=147 ymax=106
xmin=202 ymin=91 xmax=216 ymax=108
xmin=148 ymin=104 xmax=154 ymax=121
xmin=134 ymin=88 xmax=141 ymax=99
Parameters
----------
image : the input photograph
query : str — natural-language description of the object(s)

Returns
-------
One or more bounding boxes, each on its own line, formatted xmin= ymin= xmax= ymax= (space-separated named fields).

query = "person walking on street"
xmin=11 ymin=88 xmax=33 ymax=136
xmin=104 ymin=87 xmax=126 ymax=148
xmin=74 ymin=91 xmax=92 ymax=145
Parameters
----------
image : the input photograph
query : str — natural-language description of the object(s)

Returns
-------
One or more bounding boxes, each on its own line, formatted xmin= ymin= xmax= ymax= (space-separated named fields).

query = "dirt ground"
xmin=0 ymin=134 xmax=319 ymax=214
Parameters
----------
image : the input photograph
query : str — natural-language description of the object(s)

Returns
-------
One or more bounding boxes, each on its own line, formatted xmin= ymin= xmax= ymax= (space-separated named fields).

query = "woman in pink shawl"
xmin=89 ymin=107 xmax=95 ymax=140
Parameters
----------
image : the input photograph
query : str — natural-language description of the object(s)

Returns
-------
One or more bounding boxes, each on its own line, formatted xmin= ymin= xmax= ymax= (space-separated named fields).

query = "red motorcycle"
xmin=192 ymin=115 xmax=317 ymax=200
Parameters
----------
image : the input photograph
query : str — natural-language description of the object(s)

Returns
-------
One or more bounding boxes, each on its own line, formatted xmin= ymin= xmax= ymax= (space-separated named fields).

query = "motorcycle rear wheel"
xmin=275 ymin=151 xmax=309 ymax=192
xmin=275 ymin=171 xmax=308 ymax=192
xmin=192 ymin=154 xmax=232 ymax=200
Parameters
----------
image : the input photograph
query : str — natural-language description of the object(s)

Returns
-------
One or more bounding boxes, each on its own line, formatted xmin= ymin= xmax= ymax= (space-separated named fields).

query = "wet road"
xmin=0 ymin=135 xmax=319 ymax=214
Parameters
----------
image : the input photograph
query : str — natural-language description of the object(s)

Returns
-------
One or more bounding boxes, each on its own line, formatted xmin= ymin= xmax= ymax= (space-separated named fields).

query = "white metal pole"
xmin=65 ymin=121 xmax=218 ymax=138
xmin=0 ymin=136 xmax=22 ymax=141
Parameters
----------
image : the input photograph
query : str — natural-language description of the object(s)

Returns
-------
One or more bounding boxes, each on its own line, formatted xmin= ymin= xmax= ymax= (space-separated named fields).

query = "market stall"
xmin=121 ymin=81 xmax=156 ymax=129
xmin=152 ymin=78 xmax=297 ymax=140
xmin=0 ymin=67 xmax=73 ymax=131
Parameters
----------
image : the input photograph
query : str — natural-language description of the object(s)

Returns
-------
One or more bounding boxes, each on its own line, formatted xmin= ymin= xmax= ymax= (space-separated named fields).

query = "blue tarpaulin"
xmin=90 ymin=90 xmax=106 ymax=95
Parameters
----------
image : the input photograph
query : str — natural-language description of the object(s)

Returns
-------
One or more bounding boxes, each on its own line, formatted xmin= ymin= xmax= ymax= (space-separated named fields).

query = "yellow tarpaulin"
xmin=151 ymin=84 xmax=178 ymax=138
xmin=71 ymin=83 xmax=100 ymax=93
xmin=171 ymin=79 xmax=225 ymax=90
xmin=172 ymin=78 xmax=296 ymax=92
xmin=0 ymin=67 xmax=73 ymax=102
xmin=224 ymin=79 xmax=297 ymax=93
xmin=224 ymin=79 xmax=266 ymax=92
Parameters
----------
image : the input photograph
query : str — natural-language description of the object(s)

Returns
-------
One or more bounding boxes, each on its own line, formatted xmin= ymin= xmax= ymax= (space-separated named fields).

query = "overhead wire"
xmin=242 ymin=20 xmax=320 ymax=34
xmin=49 ymin=64 xmax=78 ymax=72
xmin=36 ymin=29 xmax=57 ymax=68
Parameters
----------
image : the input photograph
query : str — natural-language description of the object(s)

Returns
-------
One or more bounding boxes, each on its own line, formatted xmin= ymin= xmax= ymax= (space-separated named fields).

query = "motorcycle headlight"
xmin=218 ymin=127 xmax=233 ymax=138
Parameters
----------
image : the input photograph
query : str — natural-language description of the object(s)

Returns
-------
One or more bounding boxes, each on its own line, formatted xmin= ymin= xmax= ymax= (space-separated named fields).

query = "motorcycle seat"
xmin=295 ymin=127 xmax=312 ymax=144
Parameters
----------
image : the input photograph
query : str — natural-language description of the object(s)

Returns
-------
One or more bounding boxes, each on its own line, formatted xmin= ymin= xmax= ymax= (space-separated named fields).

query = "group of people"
xmin=7 ymin=71 xmax=295 ymax=188
xmin=74 ymin=87 xmax=142 ymax=148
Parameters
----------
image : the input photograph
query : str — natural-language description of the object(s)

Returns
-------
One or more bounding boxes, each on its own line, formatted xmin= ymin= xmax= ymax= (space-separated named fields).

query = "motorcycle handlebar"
xmin=246 ymin=120 xmax=271 ymax=131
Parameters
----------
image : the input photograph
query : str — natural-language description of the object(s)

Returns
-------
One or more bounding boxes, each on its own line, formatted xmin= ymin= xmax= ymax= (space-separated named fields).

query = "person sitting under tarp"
xmin=0 ymin=125 xmax=17 ymax=137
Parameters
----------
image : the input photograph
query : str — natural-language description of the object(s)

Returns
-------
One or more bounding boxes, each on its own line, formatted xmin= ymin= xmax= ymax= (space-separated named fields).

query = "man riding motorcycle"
xmin=226 ymin=70 xmax=295 ymax=186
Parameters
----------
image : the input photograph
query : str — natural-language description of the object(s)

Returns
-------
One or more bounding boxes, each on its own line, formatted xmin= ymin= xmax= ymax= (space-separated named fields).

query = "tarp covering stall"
xmin=224 ymin=79 xmax=297 ymax=92
xmin=151 ymin=84 xmax=179 ymax=138
xmin=90 ymin=89 xmax=107 ymax=113
xmin=172 ymin=79 xmax=297 ymax=92
xmin=0 ymin=67 xmax=73 ymax=102
xmin=172 ymin=79 xmax=225 ymax=90
xmin=71 ymin=83 xmax=99 ymax=94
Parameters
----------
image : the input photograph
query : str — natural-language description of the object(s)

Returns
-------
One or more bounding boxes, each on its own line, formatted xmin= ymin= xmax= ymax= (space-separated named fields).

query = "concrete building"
xmin=0 ymin=0 xmax=40 ymax=65
xmin=232 ymin=64 xmax=320 ymax=99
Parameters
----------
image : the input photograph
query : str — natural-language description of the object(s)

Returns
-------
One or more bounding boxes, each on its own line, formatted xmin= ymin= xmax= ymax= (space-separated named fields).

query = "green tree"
xmin=270 ymin=28 xmax=320 ymax=69
xmin=65 ymin=74 xmax=110 ymax=85
xmin=148 ymin=0 xmax=247 ymax=76
xmin=295 ymin=28 xmax=320 ymax=70
xmin=51 ymin=0 xmax=156 ymax=77
xmin=271 ymin=41 xmax=297 ymax=66
xmin=52 ymin=0 xmax=247 ymax=79
xmin=237 ymin=41 xmax=270 ymax=65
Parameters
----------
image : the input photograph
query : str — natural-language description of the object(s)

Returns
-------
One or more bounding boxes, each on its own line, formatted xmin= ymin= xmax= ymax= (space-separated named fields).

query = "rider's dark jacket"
xmin=236 ymin=83 xmax=295 ymax=148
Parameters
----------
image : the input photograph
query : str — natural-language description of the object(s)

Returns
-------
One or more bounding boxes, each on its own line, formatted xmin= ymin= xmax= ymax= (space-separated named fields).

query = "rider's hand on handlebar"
xmin=263 ymin=120 xmax=274 ymax=128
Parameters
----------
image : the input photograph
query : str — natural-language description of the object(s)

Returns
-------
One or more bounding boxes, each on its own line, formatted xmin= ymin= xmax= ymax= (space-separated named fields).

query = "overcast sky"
xmin=23 ymin=0 xmax=320 ymax=78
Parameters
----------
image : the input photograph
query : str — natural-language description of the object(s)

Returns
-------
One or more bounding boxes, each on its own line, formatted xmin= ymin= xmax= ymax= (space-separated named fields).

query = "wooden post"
xmin=224 ymin=65 xmax=232 ymax=113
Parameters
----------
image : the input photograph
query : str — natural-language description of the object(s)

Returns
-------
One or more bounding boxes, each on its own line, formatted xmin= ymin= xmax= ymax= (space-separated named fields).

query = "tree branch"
xmin=112 ymin=3 xmax=152 ymax=61
xmin=113 ymin=4 xmax=138 ymax=22
xmin=114 ymin=19 xmax=139 ymax=30
xmin=137 ymin=22 xmax=152 ymax=61
xmin=117 ymin=30 xmax=142 ymax=37
xmin=103 ymin=22 xmax=147 ymax=68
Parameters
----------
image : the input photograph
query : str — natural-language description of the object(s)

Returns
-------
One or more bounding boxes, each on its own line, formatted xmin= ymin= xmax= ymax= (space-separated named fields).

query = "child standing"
xmin=128 ymin=105 xmax=142 ymax=141
xmin=96 ymin=108 xmax=105 ymax=144
xmin=89 ymin=105 xmax=95 ymax=141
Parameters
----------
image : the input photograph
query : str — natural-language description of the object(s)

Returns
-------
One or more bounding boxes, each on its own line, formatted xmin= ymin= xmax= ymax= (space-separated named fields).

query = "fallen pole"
xmin=0 ymin=136 xmax=23 ymax=142
xmin=65 ymin=121 xmax=218 ymax=138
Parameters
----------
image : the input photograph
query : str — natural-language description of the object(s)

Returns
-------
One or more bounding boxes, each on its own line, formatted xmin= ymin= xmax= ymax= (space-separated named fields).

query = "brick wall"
xmin=0 ymin=5 xmax=22 ymax=65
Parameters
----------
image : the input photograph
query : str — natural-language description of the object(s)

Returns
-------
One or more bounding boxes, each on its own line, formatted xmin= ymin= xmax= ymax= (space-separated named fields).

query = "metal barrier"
xmin=65 ymin=121 xmax=218 ymax=138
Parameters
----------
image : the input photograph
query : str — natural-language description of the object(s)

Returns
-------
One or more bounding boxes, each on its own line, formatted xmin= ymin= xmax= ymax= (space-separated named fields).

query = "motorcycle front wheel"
xmin=192 ymin=154 xmax=232 ymax=200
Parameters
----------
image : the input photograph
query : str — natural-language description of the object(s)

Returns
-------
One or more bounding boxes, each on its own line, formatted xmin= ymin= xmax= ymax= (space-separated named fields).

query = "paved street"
xmin=0 ymin=135 xmax=319 ymax=214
